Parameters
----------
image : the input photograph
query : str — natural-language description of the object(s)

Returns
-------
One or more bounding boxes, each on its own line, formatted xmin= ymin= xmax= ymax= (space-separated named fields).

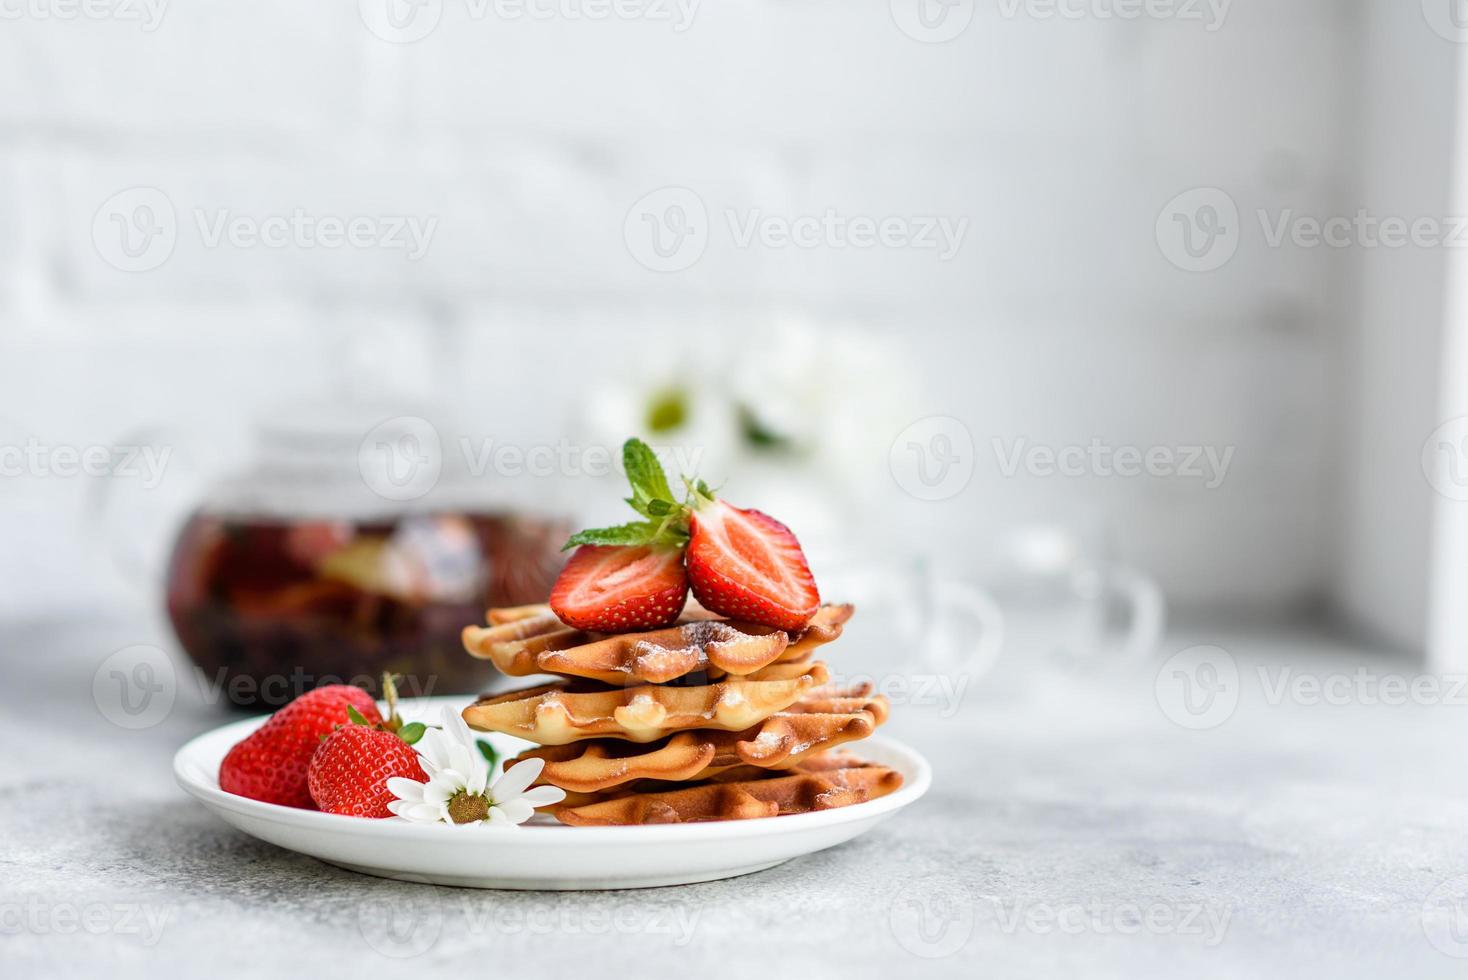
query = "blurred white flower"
xmin=580 ymin=315 xmax=915 ymax=483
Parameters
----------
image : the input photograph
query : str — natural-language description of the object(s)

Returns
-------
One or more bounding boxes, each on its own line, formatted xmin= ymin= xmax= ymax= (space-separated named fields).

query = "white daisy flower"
xmin=386 ymin=706 xmax=565 ymax=826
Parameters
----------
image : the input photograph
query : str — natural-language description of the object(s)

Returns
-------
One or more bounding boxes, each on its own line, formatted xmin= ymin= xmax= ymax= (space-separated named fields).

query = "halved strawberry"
xmin=686 ymin=498 xmax=819 ymax=631
xmin=550 ymin=543 xmax=689 ymax=632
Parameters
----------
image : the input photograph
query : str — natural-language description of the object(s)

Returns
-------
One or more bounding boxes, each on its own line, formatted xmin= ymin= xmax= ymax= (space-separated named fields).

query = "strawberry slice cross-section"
xmin=686 ymin=499 xmax=820 ymax=631
xmin=550 ymin=543 xmax=690 ymax=632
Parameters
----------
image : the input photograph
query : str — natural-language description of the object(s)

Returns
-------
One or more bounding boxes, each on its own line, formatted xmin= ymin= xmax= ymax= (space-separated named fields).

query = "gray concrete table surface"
xmin=7 ymin=612 xmax=1468 ymax=979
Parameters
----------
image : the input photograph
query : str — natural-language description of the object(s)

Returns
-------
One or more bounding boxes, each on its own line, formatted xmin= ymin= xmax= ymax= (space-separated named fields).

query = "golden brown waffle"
xmin=553 ymin=756 xmax=904 ymax=826
xmin=507 ymin=686 xmax=890 ymax=792
xmin=461 ymin=663 xmax=830 ymax=744
xmin=788 ymin=691 xmax=889 ymax=725
xmin=778 ymin=604 xmax=854 ymax=660
xmin=701 ymin=750 xmax=880 ymax=786
xmin=462 ymin=604 xmax=852 ymax=685
xmin=486 ymin=604 xmax=559 ymax=626
xmin=546 ymin=750 xmax=886 ymax=808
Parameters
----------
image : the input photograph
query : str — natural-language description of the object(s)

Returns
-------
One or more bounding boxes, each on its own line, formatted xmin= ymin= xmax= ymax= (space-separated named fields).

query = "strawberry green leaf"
xmin=345 ymin=704 xmax=370 ymax=727
xmin=397 ymin=722 xmax=426 ymax=745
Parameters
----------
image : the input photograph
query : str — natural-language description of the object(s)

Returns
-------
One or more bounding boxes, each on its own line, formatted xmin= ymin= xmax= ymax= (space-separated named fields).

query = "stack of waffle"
xmin=460 ymin=603 xmax=903 ymax=825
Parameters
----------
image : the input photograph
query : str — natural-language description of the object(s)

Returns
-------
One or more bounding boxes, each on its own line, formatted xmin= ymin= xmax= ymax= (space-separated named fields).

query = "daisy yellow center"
xmin=447 ymin=791 xmax=490 ymax=824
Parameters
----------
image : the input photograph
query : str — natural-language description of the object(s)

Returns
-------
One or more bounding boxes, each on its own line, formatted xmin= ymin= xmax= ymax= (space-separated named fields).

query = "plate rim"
xmin=174 ymin=696 xmax=932 ymax=844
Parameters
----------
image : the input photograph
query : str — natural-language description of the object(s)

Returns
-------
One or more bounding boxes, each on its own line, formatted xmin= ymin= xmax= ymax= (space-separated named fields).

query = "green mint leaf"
xmin=563 ymin=520 xmax=660 ymax=550
xmin=476 ymin=739 xmax=500 ymax=768
xmin=563 ymin=437 xmax=696 ymax=549
xmin=397 ymin=722 xmax=426 ymax=745
xmin=623 ymin=438 xmax=676 ymax=517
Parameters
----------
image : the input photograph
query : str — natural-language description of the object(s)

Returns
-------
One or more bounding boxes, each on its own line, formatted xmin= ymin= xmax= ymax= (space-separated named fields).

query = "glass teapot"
xmin=159 ymin=407 xmax=570 ymax=708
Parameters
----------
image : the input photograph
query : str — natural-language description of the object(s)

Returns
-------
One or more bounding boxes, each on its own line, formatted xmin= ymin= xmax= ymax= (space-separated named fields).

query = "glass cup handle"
xmin=927 ymin=577 xmax=1007 ymax=681
xmin=1098 ymin=563 xmax=1166 ymax=664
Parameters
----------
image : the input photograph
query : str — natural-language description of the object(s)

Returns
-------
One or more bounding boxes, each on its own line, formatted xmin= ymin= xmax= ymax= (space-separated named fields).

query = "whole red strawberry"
xmin=219 ymin=685 xmax=382 ymax=808
xmin=550 ymin=543 xmax=688 ymax=632
xmin=308 ymin=724 xmax=426 ymax=818
xmin=686 ymin=498 xmax=819 ymax=631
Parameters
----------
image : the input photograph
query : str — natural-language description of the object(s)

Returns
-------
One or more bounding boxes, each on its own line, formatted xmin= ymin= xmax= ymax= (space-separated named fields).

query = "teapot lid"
xmin=203 ymin=402 xmax=566 ymax=520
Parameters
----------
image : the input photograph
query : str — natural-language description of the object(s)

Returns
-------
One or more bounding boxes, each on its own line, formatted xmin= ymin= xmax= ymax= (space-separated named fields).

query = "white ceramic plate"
xmin=174 ymin=696 xmax=931 ymax=890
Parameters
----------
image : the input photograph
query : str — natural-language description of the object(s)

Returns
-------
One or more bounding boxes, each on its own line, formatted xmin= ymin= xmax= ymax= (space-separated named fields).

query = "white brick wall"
xmin=0 ymin=1 xmax=1374 ymax=615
